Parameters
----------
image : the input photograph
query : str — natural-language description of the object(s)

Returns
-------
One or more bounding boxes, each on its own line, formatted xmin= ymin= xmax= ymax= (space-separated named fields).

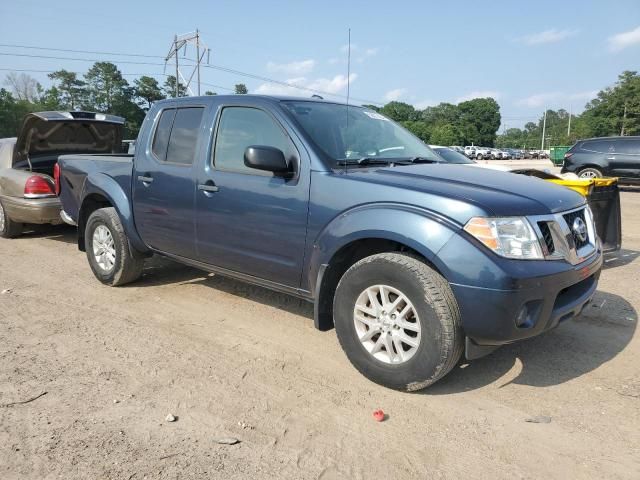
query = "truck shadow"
xmin=18 ymin=224 xmax=77 ymax=244
xmin=602 ymin=249 xmax=640 ymax=270
xmin=427 ymin=290 xmax=636 ymax=394
xmin=136 ymin=255 xmax=315 ymax=319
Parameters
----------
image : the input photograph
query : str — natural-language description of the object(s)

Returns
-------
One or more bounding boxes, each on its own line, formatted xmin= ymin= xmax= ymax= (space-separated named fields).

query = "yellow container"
xmin=547 ymin=178 xmax=617 ymax=197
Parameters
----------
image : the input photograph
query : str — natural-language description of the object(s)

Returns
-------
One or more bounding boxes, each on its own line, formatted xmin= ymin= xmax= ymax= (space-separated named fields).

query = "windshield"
xmin=433 ymin=147 xmax=474 ymax=164
xmin=281 ymin=101 xmax=439 ymax=165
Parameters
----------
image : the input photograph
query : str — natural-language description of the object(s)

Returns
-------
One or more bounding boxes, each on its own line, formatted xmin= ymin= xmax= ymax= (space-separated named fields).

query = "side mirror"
xmin=244 ymin=145 xmax=290 ymax=174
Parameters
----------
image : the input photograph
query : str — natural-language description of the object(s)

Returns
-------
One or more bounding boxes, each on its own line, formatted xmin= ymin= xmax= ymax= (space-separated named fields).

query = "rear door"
xmin=133 ymin=105 xmax=205 ymax=258
xmin=194 ymin=103 xmax=310 ymax=288
xmin=613 ymin=138 xmax=640 ymax=178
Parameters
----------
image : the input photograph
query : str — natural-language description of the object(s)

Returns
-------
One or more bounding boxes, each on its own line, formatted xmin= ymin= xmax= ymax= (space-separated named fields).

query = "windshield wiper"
xmin=335 ymin=157 xmax=395 ymax=166
xmin=392 ymin=156 xmax=440 ymax=164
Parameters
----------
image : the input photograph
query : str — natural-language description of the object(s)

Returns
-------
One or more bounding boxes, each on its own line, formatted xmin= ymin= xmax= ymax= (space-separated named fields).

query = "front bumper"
xmin=0 ymin=194 xmax=62 ymax=225
xmin=451 ymin=250 xmax=602 ymax=359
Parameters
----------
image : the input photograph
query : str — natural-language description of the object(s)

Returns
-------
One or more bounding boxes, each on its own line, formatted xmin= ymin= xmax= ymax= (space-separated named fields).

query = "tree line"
xmin=0 ymin=62 xmax=248 ymax=138
xmin=1 ymin=61 xmax=637 ymax=147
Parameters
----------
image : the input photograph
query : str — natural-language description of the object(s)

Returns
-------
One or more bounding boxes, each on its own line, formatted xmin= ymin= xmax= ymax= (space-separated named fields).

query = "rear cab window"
xmin=151 ymin=107 xmax=204 ymax=165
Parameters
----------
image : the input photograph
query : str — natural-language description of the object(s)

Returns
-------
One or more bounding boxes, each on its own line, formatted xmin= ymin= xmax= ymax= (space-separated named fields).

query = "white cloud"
xmin=254 ymin=74 xmax=357 ymax=97
xmin=455 ymin=90 xmax=501 ymax=103
xmin=384 ymin=88 xmax=407 ymax=101
xmin=568 ymin=90 xmax=599 ymax=101
xmin=608 ymin=25 xmax=640 ymax=52
xmin=519 ymin=28 xmax=578 ymax=45
xmin=516 ymin=92 xmax=561 ymax=108
xmin=516 ymin=90 xmax=598 ymax=108
xmin=414 ymin=99 xmax=436 ymax=109
xmin=338 ymin=44 xmax=378 ymax=63
xmin=266 ymin=59 xmax=316 ymax=75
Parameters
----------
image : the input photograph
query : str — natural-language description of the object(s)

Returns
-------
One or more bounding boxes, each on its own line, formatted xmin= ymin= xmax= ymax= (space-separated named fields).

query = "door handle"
xmin=198 ymin=183 xmax=219 ymax=193
xmin=137 ymin=175 xmax=154 ymax=183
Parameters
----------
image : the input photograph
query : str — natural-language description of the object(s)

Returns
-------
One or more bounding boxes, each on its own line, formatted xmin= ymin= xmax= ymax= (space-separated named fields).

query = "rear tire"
xmin=333 ymin=253 xmax=463 ymax=391
xmin=578 ymin=167 xmax=603 ymax=179
xmin=0 ymin=200 xmax=22 ymax=238
xmin=85 ymin=207 xmax=143 ymax=286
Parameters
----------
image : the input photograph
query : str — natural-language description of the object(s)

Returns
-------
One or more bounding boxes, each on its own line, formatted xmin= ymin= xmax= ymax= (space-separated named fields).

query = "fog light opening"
xmin=515 ymin=305 xmax=533 ymax=329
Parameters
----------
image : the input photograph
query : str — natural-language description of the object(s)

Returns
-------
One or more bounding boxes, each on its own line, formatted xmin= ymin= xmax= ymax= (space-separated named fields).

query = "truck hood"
xmin=341 ymin=163 xmax=585 ymax=217
xmin=13 ymin=111 xmax=124 ymax=167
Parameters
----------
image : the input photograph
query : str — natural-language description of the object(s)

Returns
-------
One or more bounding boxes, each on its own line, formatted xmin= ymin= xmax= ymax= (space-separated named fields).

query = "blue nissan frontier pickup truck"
xmin=57 ymin=95 xmax=603 ymax=391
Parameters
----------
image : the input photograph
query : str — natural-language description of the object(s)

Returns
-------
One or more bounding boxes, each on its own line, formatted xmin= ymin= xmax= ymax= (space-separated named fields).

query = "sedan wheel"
xmin=0 ymin=200 xmax=22 ymax=238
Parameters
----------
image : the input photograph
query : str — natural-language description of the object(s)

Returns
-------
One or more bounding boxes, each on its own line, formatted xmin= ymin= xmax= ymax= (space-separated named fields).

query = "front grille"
xmin=538 ymin=222 xmax=555 ymax=254
xmin=563 ymin=208 xmax=589 ymax=250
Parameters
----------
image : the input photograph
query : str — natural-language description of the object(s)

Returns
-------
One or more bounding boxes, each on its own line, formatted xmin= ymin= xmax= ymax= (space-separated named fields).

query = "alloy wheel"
xmin=92 ymin=225 xmax=116 ymax=272
xmin=353 ymin=284 xmax=421 ymax=364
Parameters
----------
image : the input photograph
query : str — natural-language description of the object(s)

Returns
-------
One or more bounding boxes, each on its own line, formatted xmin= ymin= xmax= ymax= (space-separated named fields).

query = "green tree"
xmin=380 ymin=101 xmax=417 ymax=122
xmin=401 ymin=121 xmax=431 ymax=142
xmin=429 ymin=124 xmax=461 ymax=145
xmin=164 ymin=75 xmax=187 ymax=98
xmin=133 ymin=76 xmax=164 ymax=109
xmin=47 ymin=70 xmax=85 ymax=109
xmin=582 ymin=70 xmax=640 ymax=136
xmin=234 ymin=83 xmax=248 ymax=94
xmin=84 ymin=62 xmax=130 ymax=112
xmin=456 ymin=98 xmax=501 ymax=146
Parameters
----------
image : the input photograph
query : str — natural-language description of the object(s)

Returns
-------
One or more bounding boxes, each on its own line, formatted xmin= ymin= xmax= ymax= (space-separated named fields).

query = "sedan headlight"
xmin=464 ymin=217 xmax=543 ymax=260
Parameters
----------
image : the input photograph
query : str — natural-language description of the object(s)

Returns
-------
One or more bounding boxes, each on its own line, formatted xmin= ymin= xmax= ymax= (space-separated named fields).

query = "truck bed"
xmin=58 ymin=154 xmax=135 ymax=223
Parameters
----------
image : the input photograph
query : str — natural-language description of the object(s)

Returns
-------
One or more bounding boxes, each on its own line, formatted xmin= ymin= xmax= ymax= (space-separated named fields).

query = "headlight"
xmin=464 ymin=217 xmax=543 ymax=259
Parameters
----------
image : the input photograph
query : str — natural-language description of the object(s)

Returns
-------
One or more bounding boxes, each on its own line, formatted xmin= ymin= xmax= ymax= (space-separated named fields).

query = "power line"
xmin=0 ymin=45 xmax=384 ymax=104
xmin=0 ymin=67 xmax=235 ymax=92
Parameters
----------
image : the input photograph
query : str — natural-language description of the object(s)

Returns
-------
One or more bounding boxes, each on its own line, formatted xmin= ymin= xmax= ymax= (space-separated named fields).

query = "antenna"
xmin=344 ymin=28 xmax=351 ymax=175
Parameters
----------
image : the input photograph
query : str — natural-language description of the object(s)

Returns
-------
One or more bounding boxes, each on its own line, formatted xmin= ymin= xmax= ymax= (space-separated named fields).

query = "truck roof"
xmin=155 ymin=94 xmax=363 ymax=108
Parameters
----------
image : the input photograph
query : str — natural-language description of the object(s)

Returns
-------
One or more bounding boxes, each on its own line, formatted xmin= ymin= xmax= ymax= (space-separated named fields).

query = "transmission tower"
xmin=164 ymin=30 xmax=211 ymax=96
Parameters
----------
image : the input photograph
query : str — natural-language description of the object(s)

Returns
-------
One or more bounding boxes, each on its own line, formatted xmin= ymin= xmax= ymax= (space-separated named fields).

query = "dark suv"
xmin=562 ymin=136 xmax=640 ymax=183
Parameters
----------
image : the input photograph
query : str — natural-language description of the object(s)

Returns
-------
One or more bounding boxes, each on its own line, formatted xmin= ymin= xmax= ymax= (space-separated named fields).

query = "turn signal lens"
xmin=464 ymin=216 xmax=543 ymax=260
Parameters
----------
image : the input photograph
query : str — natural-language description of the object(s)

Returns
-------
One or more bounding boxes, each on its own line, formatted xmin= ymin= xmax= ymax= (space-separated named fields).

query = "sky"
xmin=1 ymin=0 xmax=639 ymax=128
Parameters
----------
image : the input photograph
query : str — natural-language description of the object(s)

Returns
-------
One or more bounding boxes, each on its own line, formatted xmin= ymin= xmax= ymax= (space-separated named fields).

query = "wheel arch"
xmin=78 ymin=174 xmax=148 ymax=254
xmin=309 ymin=205 xmax=458 ymax=331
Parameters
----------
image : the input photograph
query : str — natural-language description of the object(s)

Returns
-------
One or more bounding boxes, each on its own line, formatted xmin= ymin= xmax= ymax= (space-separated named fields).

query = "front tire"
xmin=333 ymin=253 xmax=463 ymax=391
xmin=85 ymin=207 xmax=144 ymax=286
xmin=578 ymin=167 xmax=603 ymax=179
xmin=0 ymin=200 xmax=22 ymax=238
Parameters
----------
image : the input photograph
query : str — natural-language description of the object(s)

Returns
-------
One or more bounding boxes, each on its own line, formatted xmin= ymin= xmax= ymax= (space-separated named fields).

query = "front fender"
xmin=307 ymin=203 xmax=459 ymax=293
xmin=80 ymin=173 xmax=148 ymax=253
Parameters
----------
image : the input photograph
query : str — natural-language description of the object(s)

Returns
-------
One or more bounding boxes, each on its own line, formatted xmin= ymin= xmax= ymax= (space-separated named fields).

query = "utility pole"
xmin=541 ymin=109 xmax=547 ymax=151
xmin=174 ymin=35 xmax=179 ymax=97
xmin=567 ymin=105 xmax=572 ymax=137
xmin=621 ymin=103 xmax=627 ymax=136
xmin=164 ymin=30 xmax=211 ymax=97
xmin=196 ymin=29 xmax=201 ymax=96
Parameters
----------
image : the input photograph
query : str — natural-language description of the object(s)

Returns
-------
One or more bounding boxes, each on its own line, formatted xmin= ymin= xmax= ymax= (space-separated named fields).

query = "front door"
xmin=195 ymin=105 xmax=309 ymax=288
xmin=133 ymin=106 xmax=205 ymax=258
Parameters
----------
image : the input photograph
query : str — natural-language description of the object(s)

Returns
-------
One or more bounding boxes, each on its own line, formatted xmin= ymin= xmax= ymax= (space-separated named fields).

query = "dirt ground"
xmin=1 ymin=191 xmax=639 ymax=480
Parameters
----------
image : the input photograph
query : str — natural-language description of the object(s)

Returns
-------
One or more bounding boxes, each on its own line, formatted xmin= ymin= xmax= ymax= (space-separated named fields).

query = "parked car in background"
xmin=57 ymin=95 xmax=602 ymax=391
xmin=562 ymin=136 xmax=640 ymax=184
xmin=472 ymin=146 xmax=492 ymax=160
xmin=464 ymin=145 xmax=476 ymax=158
xmin=449 ymin=145 xmax=465 ymax=154
xmin=0 ymin=111 xmax=124 ymax=238
xmin=489 ymin=148 xmax=501 ymax=160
